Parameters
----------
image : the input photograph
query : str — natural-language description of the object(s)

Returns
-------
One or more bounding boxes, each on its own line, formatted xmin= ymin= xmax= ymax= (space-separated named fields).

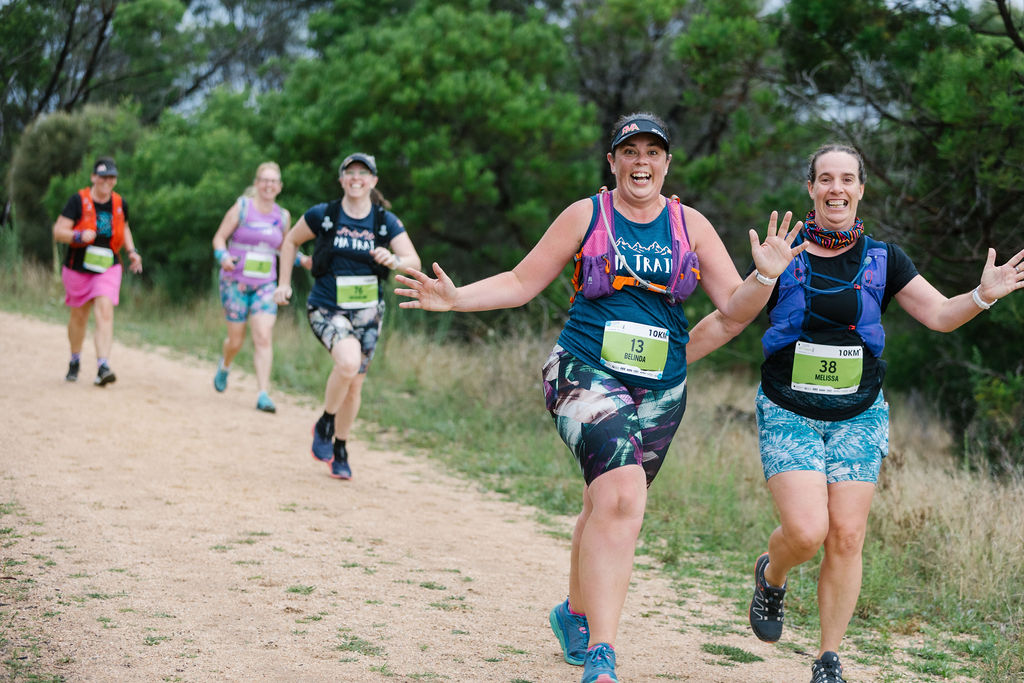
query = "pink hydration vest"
xmin=571 ymin=187 xmax=701 ymax=305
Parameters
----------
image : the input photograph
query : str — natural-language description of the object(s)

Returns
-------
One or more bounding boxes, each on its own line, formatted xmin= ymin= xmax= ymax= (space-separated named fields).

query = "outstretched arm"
xmin=395 ymin=199 xmax=591 ymax=312
xmin=686 ymin=310 xmax=754 ymax=364
xmin=896 ymin=247 xmax=1024 ymax=331
xmin=690 ymin=209 xmax=804 ymax=323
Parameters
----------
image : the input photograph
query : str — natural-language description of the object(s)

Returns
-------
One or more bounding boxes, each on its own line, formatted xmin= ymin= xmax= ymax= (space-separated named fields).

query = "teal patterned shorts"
xmin=755 ymin=385 xmax=888 ymax=484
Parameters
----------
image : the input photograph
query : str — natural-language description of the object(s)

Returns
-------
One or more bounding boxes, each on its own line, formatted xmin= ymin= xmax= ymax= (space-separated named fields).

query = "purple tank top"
xmin=224 ymin=198 xmax=285 ymax=286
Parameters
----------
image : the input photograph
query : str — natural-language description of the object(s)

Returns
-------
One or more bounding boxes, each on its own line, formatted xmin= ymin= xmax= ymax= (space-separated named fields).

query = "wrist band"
xmin=214 ymin=248 xmax=228 ymax=262
xmin=294 ymin=254 xmax=303 ymax=267
xmin=755 ymin=271 xmax=777 ymax=286
xmin=72 ymin=230 xmax=83 ymax=246
xmin=971 ymin=286 xmax=995 ymax=310
xmin=392 ymin=254 xmax=401 ymax=270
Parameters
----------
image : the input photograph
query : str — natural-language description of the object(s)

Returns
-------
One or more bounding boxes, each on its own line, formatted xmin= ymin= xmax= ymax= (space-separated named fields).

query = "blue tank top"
xmin=557 ymin=196 xmax=690 ymax=389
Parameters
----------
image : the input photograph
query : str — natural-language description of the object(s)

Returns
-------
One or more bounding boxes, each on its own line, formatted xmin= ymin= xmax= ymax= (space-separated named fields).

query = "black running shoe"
xmin=811 ymin=651 xmax=845 ymax=683
xmin=65 ymin=359 xmax=80 ymax=382
xmin=94 ymin=364 xmax=117 ymax=387
xmin=749 ymin=552 xmax=786 ymax=642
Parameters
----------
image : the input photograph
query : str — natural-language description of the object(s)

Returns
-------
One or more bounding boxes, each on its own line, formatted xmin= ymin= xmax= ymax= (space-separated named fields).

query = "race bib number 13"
xmin=791 ymin=341 xmax=863 ymax=395
xmin=600 ymin=320 xmax=669 ymax=379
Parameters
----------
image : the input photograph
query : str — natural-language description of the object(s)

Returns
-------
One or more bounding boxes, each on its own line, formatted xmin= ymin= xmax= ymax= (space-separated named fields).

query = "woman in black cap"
xmin=275 ymin=153 xmax=421 ymax=479
xmin=395 ymin=112 xmax=806 ymax=683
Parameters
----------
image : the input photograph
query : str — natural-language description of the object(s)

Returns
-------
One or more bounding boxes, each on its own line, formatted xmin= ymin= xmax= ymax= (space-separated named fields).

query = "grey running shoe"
xmin=94 ymin=364 xmax=116 ymax=387
xmin=749 ymin=552 xmax=786 ymax=642
xmin=65 ymin=359 xmax=80 ymax=382
xmin=811 ymin=651 xmax=845 ymax=683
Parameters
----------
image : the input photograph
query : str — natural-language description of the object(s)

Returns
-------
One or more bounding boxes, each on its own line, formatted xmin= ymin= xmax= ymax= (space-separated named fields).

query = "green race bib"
xmin=791 ymin=341 xmax=863 ymax=395
xmin=336 ymin=275 xmax=378 ymax=309
xmin=242 ymin=252 xmax=273 ymax=278
xmin=83 ymin=246 xmax=114 ymax=273
xmin=600 ymin=320 xmax=669 ymax=379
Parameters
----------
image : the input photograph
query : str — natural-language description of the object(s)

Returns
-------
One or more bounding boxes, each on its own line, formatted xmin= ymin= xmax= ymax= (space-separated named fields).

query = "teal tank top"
xmin=557 ymin=195 xmax=690 ymax=389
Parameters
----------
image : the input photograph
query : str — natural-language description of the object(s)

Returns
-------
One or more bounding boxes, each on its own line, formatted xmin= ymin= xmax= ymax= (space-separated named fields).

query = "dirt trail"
xmin=1 ymin=311 xmax=868 ymax=682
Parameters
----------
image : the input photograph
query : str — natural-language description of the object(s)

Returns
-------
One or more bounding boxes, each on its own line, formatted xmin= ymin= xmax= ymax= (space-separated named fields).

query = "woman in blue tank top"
xmin=395 ymin=112 xmax=807 ymax=683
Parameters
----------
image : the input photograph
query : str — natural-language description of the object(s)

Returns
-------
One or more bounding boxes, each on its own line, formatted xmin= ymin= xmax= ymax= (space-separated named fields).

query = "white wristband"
xmin=971 ymin=286 xmax=995 ymax=310
xmin=755 ymin=271 xmax=778 ymax=286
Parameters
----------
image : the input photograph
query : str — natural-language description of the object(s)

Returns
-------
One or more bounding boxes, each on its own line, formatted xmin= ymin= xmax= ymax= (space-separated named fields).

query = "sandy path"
xmin=1 ymin=310 xmax=853 ymax=682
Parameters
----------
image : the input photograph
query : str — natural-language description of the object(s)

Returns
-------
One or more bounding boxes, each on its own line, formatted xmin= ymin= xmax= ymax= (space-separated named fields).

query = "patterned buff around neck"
xmin=803 ymin=210 xmax=864 ymax=249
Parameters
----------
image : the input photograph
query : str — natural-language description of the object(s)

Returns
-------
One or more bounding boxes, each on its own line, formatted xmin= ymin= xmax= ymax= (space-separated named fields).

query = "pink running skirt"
xmin=62 ymin=264 xmax=122 ymax=308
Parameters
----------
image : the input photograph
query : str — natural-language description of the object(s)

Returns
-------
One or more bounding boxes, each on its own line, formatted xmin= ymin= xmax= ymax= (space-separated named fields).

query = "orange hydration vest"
xmin=75 ymin=188 xmax=126 ymax=253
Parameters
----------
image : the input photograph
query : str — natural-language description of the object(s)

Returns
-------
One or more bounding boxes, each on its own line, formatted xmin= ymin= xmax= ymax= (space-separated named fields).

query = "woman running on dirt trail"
xmin=274 ymin=153 xmax=421 ymax=480
xmin=395 ymin=112 xmax=806 ymax=683
xmin=690 ymin=143 xmax=1024 ymax=683
xmin=211 ymin=162 xmax=303 ymax=414
xmin=52 ymin=156 xmax=143 ymax=387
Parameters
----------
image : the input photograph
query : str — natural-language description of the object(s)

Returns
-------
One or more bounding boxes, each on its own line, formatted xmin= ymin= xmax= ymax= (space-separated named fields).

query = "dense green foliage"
xmin=4 ymin=0 xmax=1024 ymax=469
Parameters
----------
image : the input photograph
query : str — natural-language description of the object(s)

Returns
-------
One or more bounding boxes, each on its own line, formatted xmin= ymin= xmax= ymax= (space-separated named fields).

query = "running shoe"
xmin=811 ymin=651 xmax=845 ymax=683
xmin=94 ymin=364 xmax=116 ymax=387
xmin=329 ymin=446 xmax=352 ymax=480
xmin=549 ymin=598 xmax=589 ymax=665
xmin=581 ymin=643 xmax=617 ymax=683
xmin=311 ymin=424 xmax=333 ymax=463
xmin=65 ymin=359 xmax=80 ymax=382
xmin=749 ymin=551 xmax=786 ymax=642
xmin=256 ymin=391 xmax=276 ymax=413
xmin=213 ymin=361 xmax=229 ymax=392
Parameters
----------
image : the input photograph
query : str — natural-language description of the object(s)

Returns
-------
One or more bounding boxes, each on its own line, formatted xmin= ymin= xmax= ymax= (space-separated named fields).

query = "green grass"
xmin=3 ymin=254 xmax=1023 ymax=680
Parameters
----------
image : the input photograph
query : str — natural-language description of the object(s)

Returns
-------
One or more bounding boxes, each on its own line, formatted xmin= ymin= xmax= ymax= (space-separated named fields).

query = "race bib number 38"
xmin=600 ymin=320 xmax=669 ymax=379
xmin=791 ymin=341 xmax=863 ymax=395
xmin=336 ymin=275 xmax=378 ymax=309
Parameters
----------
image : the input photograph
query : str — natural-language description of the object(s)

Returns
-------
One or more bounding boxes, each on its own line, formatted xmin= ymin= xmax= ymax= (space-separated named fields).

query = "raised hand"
xmin=747 ymin=211 xmax=807 ymax=279
xmin=978 ymin=247 xmax=1024 ymax=302
xmin=395 ymin=262 xmax=458 ymax=311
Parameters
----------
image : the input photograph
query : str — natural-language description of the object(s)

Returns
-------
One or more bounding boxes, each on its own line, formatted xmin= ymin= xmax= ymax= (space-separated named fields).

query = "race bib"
xmin=336 ymin=275 xmax=378 ymax=309
xmin=242 ymin=252 xmax=274 ymax=279
xmin=83 ymin=246 xmax=115 ymax=273
xmin=791 ymin=341 xmax=863 ymax=395
xmin=600 ymin=320 xmax=669 ymax=379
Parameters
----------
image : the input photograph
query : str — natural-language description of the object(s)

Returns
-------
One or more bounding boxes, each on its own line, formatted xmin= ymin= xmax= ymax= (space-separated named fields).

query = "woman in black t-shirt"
xmin=688 ymin=143 xmax=1024 ymax=683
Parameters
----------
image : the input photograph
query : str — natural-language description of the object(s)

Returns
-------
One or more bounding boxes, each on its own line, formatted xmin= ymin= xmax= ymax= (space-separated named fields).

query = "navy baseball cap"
xmin=93 ymin=157 xmax=118 ymax=176
xmin=339 ymin=153 xmax=377 ymax=176
xmin=610 ymin=117 xmax=670 ymax=152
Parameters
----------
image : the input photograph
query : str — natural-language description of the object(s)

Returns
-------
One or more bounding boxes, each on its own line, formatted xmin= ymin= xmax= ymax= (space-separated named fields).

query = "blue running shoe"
xmin=311 ymin=424 xmax=332 ymax=463
xmin=256 ymin=391 xmax=276 ymax=413
xmin=581 ymin=643 xmax=617 ymax=683
xmin=329 ymin=442 xmax=351 ymax=479
xmin=213 ymin=361 xmax=228 ymax=393
xmin=550 ymin=598 xmax=588 ymax=665
xmin=330 ymin=456 xmax=352 ymax=480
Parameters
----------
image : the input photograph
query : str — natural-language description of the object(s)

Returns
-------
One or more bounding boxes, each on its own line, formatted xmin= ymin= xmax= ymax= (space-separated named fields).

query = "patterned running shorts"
xmin=755 ymin=386 xmax=889 ymax=484
xmin=306 ymin=302 xmax=384 ymax=375
xmin=219 ymin=278 xmax=278 ymax=323
xmin=541 ymin=344 xmax=687 ymax=487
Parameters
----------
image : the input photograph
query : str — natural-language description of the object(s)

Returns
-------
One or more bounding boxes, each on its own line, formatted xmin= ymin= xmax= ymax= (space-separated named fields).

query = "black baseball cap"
xmin=610 ymin=117 xmax=670 ymax=152
xmin=93 ymin=157 xmax=118 ymax=177
xmin=339 ymin=153 xmax=377 ymax=176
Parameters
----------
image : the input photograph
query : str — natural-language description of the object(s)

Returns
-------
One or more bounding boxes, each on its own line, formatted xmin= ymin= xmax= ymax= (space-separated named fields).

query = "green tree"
xmin=277 ymin=0 xmax=599 ymax=308
xmin=11 ymin=104 xmax=143 ymax=264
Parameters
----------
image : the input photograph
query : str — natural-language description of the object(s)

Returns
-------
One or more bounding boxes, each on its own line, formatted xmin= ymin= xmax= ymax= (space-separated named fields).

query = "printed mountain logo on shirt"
xmin=614 ymin=239 xmax=672 ymax=276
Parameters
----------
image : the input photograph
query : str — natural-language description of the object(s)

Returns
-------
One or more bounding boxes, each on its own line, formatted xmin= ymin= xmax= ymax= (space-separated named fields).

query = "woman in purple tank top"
xmin=211 ymin=162 xmax=308 ymax=413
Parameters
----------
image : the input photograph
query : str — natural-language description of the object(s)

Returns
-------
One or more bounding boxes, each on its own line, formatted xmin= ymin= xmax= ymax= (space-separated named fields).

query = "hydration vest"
xmin=75 ymin=188 xmax=125 ymax=253
xmin=571 ymin=187 xmax=700 ymax=306
xmin=310 ymin=200 xmax=389 ymax=280
xmin=761 ymin=236 xmax=888 ymax=359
